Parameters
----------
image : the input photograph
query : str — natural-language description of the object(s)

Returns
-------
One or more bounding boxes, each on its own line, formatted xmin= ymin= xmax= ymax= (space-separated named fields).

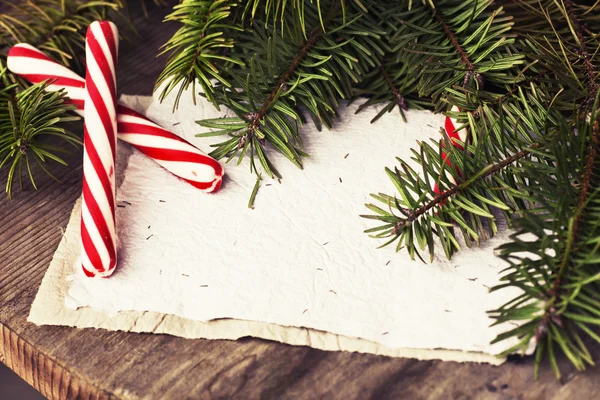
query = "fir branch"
xmin=484 ymin=2 xmax=599 ymax=364
xmin=545 ymin=119 xmax=599 ymax=334
xmin=577 ymin=120 xmax=599 ymax=211
xmin=490 ymin=110 xmax=600 ymax=379
xmin=431 ymin=3 xmax=482 ymax=87
xmin=514 ymin=0 xmax=599 ymax=111
xmin=393 ymin=145 xmax=536 ymax=230
xmin=361 ymin=70 xmax=560 ymax=258
xmin=155 ymin=0 xmax=243 ymax=108
xmin=0 ymin=81 xmax=79 ymax=198
xmin=362 ymin=124 xmax=541 ymax=261
xmin=563 ymin=0 xmax=599 ymax=101
xmin=392 ymin=0 xmax=523 ymax=103
xmin=352 ymin=1 xmax=427 ymax=122
xmin=444 ymin=74 xmax=553 ymax=155
xmin=197 ymin=1 xmax=383 ymax=177
xmin=245 ymin=20 xmax=324 ymax=136
xmin=353 ymin=60 xmax=428 ymax=123
xmin=380 ymin=66 xmax=407 ymax=111
xmin=239 ymin=0 xmax=357 ymax=32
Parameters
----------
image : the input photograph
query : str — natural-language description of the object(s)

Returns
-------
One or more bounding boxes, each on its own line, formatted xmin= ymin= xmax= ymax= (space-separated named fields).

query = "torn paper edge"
xmin=28 ymin=163 xmax=505 ymax=366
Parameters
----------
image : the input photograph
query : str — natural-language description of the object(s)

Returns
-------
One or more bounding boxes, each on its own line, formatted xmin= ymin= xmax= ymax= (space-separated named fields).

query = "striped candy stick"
xmin=116 ymin=105 xmax=222 ymax=192
xmin=433 ymin=106 xmax=469 ymax=196
xmin=81 ymin=21 xmax=119 ymax=278
xmin=6 ymin=44 xmax=224 ymax=192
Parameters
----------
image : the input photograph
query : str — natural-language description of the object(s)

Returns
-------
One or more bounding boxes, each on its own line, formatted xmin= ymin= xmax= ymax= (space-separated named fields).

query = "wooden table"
xmin=2 ymin=5 xmax=600 ymax=400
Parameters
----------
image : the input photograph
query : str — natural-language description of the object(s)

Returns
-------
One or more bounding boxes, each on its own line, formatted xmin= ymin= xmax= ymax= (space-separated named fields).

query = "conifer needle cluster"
xmin=159 ymin=0 xmax=600 ymax=377
xmin=1 ymin=0 xmax=598 ymax=378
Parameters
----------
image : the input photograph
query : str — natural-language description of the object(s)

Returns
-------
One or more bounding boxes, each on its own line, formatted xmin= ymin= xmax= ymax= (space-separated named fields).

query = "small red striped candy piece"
xmin=6 ymin=44 xmax=224 ymax=192
xmin=434 ymin=106 xmax=469 ymax=196
xmin=81 ymin=21 xmax=119 ymax=278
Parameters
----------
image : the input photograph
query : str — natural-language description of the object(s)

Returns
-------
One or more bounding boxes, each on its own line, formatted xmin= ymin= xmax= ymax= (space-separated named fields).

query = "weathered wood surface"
xmin=2 ymin=5 xmax=600 ymax=400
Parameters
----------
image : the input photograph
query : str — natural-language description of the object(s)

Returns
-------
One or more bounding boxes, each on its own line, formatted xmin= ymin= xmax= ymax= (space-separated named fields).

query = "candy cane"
xmin=434 ymin=106 xmax=469 ymax=195
xmin=7 ymin=44 xmax=224 ymax=192
xmin=81 ymin=21 xmax=119 ymax=277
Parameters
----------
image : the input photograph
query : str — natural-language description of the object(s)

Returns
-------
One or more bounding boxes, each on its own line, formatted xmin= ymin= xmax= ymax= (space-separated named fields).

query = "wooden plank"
xmin=1 ymin=4 xmax=600 ymax=399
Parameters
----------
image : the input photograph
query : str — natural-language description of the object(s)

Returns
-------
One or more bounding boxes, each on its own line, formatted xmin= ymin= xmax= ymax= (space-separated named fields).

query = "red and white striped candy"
xmin=434 ymin=106 xmax=469 ymax=195
xmin=81 ymin=21 xmax=119 ymax=278
xmin=7 ymin=44 xmax=224 ymax=192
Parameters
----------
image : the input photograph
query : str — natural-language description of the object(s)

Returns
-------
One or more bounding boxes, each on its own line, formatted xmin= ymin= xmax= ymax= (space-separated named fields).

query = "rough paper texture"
xmin=29 ymin=92 xmax=522 ymax=365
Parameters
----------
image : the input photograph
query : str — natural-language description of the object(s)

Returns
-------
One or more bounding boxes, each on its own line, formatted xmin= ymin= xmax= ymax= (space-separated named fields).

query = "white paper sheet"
xmin=30 ymin=87 xmax=526 ymax=360
xmin=28 ymin=197 xmax=506 ymax=364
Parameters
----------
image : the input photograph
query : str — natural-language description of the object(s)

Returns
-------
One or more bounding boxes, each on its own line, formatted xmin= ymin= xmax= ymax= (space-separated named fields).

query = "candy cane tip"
xmin=7 ymin=44 xmax=34 ymax=68
xmin=9 ymin=43 xmax=34 ymax=52
xmin=87 ymin=20 xmax=118 ymax=38
xmin=82 ymin=265 xmax=117 ymax=278
xmin=7 ymin=43 xmax=40 ymax=59
xmin=82 ymin=266 xmax=96 ymax=277
xmin=7 ymin=43 xmax=58 ymax=76
xmin=6 ymin=55 xmax=17 ymax=73
xmin=89 ymin=20 xmax=117 ymax=29
xmin=212 ymin=177 xmax=223 ymax=192
xmin=190 ymin=175 xmax=223 ymax=193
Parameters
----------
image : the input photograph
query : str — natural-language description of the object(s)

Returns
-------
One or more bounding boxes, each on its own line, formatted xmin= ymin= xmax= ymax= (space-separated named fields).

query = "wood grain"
xmin=2 ymin=4 xmax=600 ymax=400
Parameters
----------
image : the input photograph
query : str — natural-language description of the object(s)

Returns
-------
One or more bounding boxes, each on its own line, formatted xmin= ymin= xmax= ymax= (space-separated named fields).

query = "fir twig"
xmin=0 ymin=81 xmax=79 ymax=198
xmin=196 ymin=0 xmax=383 ymax=178
xmin=432 ymin=3 xmax=483 ymax=87
xmin=563 ymin=0 xmax=598 ymax=97
xmin=155 ymin=0 xmax=242 ymax=108
xmin=244 ymin=20 xmax=324 ymax=142
xmin=159 ymin=0 xmax=600 ymax=377
xmin=380 ymin=66 xmax=407 ymax=111
xmin=391 ymin=145 xmax=536 ymax=231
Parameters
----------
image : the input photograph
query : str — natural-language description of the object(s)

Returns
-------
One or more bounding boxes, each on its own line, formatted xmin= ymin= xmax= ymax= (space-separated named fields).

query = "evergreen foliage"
xmin=0 ymin=0 xmax=124 ymax=197
xmin=158 ymin=0 xmax=600 ymax=376
xmin=1 ymin=0 xmax=598 ymax=378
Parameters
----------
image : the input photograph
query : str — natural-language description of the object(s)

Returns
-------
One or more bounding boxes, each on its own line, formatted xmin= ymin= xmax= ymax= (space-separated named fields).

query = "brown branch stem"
xmin=381 ymin=66 xmax=407 ymax=110
xmin=431 ymin=4 xmax=480 ymax=86
xmin=394 ymin=145 xmax=536 ymax=232
xmin=544 ymin=1 xmax=599 ymax=323
xmin=187 ymin=8 xmax=214 ymax=78
xmin=564 ymin=0 xmax=598 ymax=98
xmin=246 ymin=2 xmax=343 ymax=134
xmin=247 ymin=25 xmax=323 ymax=133
xmin=552 ymin=121 xmax=600 ymax=291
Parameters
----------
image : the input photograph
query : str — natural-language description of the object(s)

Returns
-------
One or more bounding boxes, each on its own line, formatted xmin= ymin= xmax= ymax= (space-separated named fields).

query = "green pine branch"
xmin=352 ymin=1 xmax=429 ymax=122
xmin=239 ymin=0 xmax=365 ymax=32
xmin=155 ymin=0 xmax=243 ymax=109
xmin=361 ymin=123 xmax=541 ymax=261
xmin=362 ymin=0 xmax=600 ymax=377
xmin=195 ymin=0 xmax=384 ymax=177
xmin=353 ymin=61 xmax=427 ymax=123
xmin=0 ymin=78 xmax=79 ymax=198
xmin=155 ymin=0 xmax=600 ymax=377
xmin=489 ymin=110 xmax=600 ymax=379
xmin=392 ymin=0 xmax=524 ymax=105
xmin=488 ymin=4 xmax=600 ymax=376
